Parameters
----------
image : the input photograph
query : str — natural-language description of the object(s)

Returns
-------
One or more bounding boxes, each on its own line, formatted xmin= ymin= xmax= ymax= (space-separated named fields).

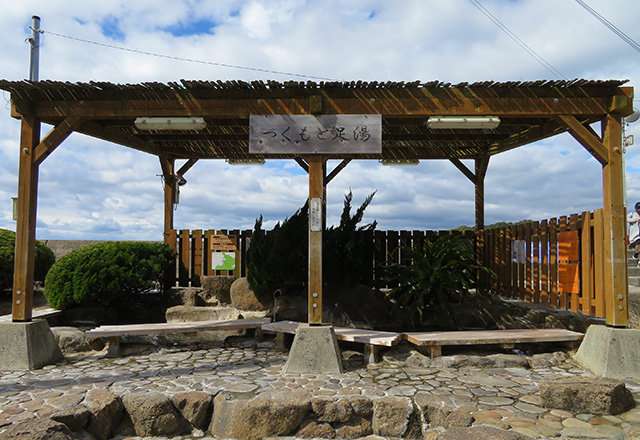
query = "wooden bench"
xmin=85 ymin=317 xmax=271 ymax=355
xmin=262 ymin=320 xmax=403 ymax=363
xmin=403 ymin=328 xmax=585 ymax=357
xmin=0 ymin=308 xmax=62 ymax=323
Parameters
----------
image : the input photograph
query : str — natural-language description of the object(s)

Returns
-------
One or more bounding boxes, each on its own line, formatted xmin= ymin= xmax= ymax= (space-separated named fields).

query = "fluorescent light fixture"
xmin=427 ymin=116 xmax=500 ymax=129
xmin=380 ymin=159 xmax=420 ymax=166
xmin=135 ymin=117 xmax=207 ymax=131
xmin=227 ymin=158 xmax=266 ymax=165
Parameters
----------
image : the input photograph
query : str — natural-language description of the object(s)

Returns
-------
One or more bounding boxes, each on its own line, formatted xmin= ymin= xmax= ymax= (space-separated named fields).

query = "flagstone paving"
xmin=1 ymin=344 xmax=640 ymax=439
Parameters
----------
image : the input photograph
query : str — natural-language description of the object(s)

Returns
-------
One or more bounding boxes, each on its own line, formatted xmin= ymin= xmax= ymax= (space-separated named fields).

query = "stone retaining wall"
xmin=5 ymin=375 xmax=635 ymax=440
xmin=0 ymin=388 xmax=496 ymax=439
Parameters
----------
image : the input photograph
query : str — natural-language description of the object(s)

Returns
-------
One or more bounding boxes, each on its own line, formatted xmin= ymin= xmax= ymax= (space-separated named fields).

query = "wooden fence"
xmin=478 ymin=209 xmax=607 ymax=319
xmin=165 ymin=228 xmax=475 ymax=289
xmin=166 ymin=212 xmax=609 ymax=319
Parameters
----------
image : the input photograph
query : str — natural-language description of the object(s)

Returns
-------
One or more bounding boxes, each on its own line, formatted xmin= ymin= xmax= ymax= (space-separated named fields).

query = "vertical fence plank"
xmin=191 ymin=230 xmax=203 ymax=287
xmin=204 ymin=229 xmax=214 ymax=276
xmin=166 ymin=229 xmax=178 ymax=287
xmin=558 ymin=216 xmax=569 ymax=310
xmin=580 ymin=211 xmax=593 ymax=315
xmin=507 ymin=226 xmax=516 ymax=299
xmin=532 ymin=221 xmax=540 ymax=305
xmin=593 ymin=209 xmax=606 ymax=317
xmin=524 ymin=222 xmax=532 ymax=303
xmin=413 ymin=230 xmax=425 ymax=250
xmin=516 ymin=224 xmax=525 ymax=301
xmin=568 ymin=213 xmax=581 ymax=313
xmin=241 ymin=229 xmax=252 ymax=277
xmin=374 ymin=230 xmax=387 ymax=287
xmin=540 ymin=219 xmax=549 ymax=307
xmin=178 ymin=229 xmax=190 ymax=286
xmin=400 ymin=230 xmax=411 ymax=265
xmin=549 ymin=218 xmax=559 ymax=309
xmin=387 ymin=230 xmax=400 ymax=266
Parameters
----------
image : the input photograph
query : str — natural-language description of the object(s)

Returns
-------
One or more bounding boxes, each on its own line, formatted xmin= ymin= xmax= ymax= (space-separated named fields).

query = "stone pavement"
xmin=1 ymin=340 xmax=640 ymax=439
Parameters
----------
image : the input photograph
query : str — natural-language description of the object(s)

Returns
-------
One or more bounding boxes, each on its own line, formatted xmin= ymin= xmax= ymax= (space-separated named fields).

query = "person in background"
xmin=628 ymin=202 xmax=640 ymax=266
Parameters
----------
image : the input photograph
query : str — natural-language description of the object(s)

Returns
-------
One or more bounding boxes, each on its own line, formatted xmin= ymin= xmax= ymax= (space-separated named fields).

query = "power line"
xmin=574 ymin=0 xmax=640 ymax=55
xmin=42 ymin=30 xmax=342 ymax=82
xmin=467 ymin=0 xmax=567 ymax=80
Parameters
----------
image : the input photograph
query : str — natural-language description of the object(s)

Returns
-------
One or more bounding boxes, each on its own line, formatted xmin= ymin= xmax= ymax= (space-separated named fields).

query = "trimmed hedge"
xmin=0 ymin=228 xmax=56 ymax=297
xmin=44 ymin=241 xmax=176 ymax=309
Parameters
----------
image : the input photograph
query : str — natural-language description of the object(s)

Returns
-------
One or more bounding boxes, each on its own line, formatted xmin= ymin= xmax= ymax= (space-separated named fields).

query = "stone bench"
xmin=85 ymin=317 xmax=271 ymax=355
xmin=403 ymin=328 xmax=585 ymax=357
xmin=262 ymin=320 xmax=403 ymax=363
xmin=0 ymin=307 xmax=62 ymax=323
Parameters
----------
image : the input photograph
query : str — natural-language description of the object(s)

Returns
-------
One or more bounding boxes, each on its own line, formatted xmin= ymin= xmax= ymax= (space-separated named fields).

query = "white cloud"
xmin=1 ymin=0 xmax=639 ymax=240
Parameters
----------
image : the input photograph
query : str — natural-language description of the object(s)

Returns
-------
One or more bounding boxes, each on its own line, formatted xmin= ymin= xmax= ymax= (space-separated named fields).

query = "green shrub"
xmin=381 ymin=234 xmax=492 ymax=326
xmin=247 ymin=191 xmax=377 ymax=300
xmin=44 ymin=241 xmax=175 ymax=309
xmin=0 ymin=228 xmax=56 ymax=297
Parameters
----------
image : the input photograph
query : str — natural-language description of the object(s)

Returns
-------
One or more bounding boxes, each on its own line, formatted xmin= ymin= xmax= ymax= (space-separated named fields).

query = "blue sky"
xmin=1 ymin=0 xmax=640 ymax=240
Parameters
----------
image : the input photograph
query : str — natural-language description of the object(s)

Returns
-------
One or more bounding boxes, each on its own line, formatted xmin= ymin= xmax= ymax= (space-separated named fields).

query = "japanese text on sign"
xmin=249 ymin=115 xmax=382 ymax=154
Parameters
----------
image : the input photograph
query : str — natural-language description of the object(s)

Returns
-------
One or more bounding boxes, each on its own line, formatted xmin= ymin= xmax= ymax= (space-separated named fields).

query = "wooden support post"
xmin=308 ymin=156 xmax=325 ymax=324
xmin=12 ymin=116 xmax=41 ymax=322
xmin=159 ymin=157 xmax=175 ymax=244
xmin=601 ymin=114 xmax=628 ymax=327
xmin=475 ymin=155 xmax=489 ymax=267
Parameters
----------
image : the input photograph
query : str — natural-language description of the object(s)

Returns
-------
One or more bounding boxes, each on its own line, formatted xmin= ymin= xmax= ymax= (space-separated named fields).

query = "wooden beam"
xmin=326 ymin=159 xmax=351 ymax=185
xmin=308 ymin=156 xmax=325 ymax=324
xmin=601 ymin=114 xmax=627 ymax=327
xmin=78 ymin=121 xmax=161 ymax=156
xmin=34 ymin=116 xmax=84 ymax=165
xmin=159 ymin=156 xmax=175 ymax=241
xmin=12 ymin=116 xmax=40 ymax=322
xmin=27 ymin=92 xmax=623 ymax=120
xmin=475 ymin=155 xmax=490 ymax=232
xmin=557 ymin=115 xmax=609 ymax=166
xmin=449 ymin=158 xmax=476 ymax=184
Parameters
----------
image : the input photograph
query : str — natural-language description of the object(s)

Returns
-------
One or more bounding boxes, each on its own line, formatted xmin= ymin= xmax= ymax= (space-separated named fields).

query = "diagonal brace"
xmin=557 ymin=115 xmax=609 ymax=166
xmin=34 ymin=116 xmax=84 ymax=165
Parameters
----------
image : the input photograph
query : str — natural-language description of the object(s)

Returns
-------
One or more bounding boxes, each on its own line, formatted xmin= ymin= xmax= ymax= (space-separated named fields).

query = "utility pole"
xmin=28 ymin=15 xmax=41 ymax=81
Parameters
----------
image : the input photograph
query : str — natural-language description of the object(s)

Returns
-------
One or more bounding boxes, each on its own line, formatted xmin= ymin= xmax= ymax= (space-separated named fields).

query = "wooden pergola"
xmin=0 ymin=78 xmax=633 ymax=327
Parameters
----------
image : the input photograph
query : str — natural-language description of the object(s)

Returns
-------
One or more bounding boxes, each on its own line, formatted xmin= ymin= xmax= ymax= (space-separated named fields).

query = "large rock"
xmin=336 ymin=417 xmax=373 ymax=438
xmin=165 ymin=305 xmax=241 ymax=322
xmin=172 ymin=391 xmax=213 ymax=430
xmin=0 ymin=418 xmax=74 ymax=440
xmin=201 ymin=276 xmax=235 ymax=304
xmin=83 ymin=389 xmax=123 ymax=440
xmin=295 ymin=417 xmax=336 ymax=438
xmin=51 ymin=326 xmax=91 ymax=353
xmin=50 ymin=404 xmax=91 ymax=432
xmin=415 ymin=393 xmax=455 ymax=428
xmin=210 ymin=390 xmax=311 ymax=440
xmin=372 ymin=396 xmax=421 ymax=438
xmin=122 ymin=392 xmax=182 ymax=437
xmin=312 ymin=397 xmax=354 ymax=423
xmin=540 ymin=376 xmax=635 ymax=415
xmin=166 ymin=287 xmax=206 ymax=307
xmin=230 ymin=277 xmax=269 ymax=311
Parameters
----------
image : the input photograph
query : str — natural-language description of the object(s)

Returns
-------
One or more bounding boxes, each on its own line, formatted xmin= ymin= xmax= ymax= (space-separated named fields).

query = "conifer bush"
xmin=0 ymin=228 xmax=55 ymax=297
xmin=44 ymin=241 xmax=175 ymax=309
xmin=247 ymin=191 xmax=376 ymax=300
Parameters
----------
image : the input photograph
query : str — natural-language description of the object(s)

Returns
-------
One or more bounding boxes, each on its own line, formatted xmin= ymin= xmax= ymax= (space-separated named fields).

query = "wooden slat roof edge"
xmin=0 ymin=78 xmax=630 ymax=97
